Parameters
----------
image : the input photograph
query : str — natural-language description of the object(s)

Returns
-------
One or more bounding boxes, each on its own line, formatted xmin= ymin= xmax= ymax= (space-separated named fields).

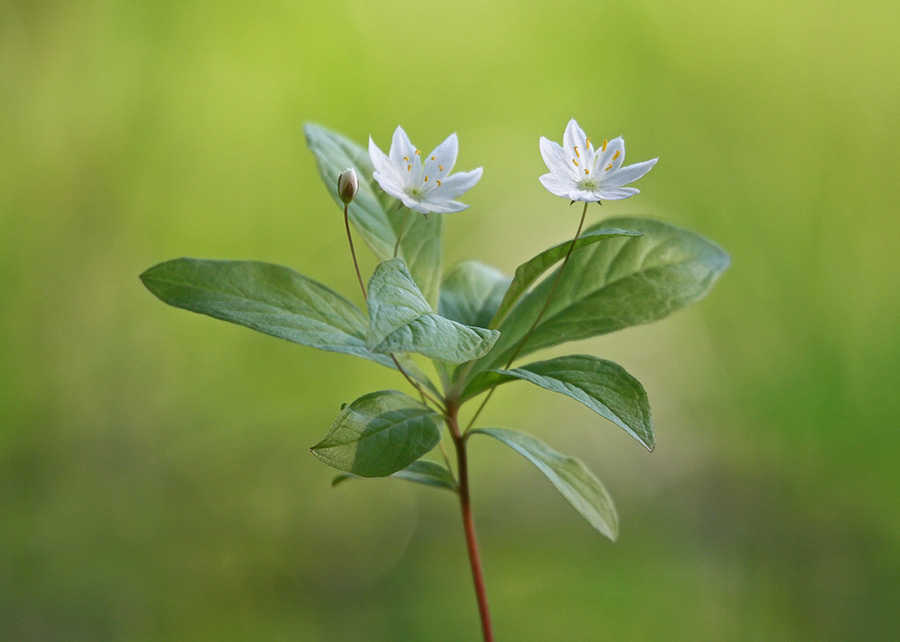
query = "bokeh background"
xmin=2 ymin=0 xmax=899 ymax=639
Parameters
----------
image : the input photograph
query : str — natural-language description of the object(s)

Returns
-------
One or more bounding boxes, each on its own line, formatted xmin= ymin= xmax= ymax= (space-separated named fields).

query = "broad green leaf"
xmin=367 ymin=258 xmax=499 ymax=364
xmin=304 ymin=123 xmax=442 ymax=304
xmin=489 ymin=228 xmax=641 ymax=328
xmin=462 ymin=355 xmax=654 ymax=451
xmin=140 ymin=258 xmax=431 ymax=384
xmin=439 ymin=260 xmax=511 ymax=328
xmin=472 ymin=428 xmax=618 ymax=540
xmin=478 ymin=217 xmax=730 ymax=371
xmin=332 ymin=460 xmax=457 ymax=491
xmin=311 ymin=390 xmax=442 ymax=477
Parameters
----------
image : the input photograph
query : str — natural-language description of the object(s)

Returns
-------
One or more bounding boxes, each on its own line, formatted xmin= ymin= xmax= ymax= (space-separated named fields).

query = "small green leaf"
xmin=367 ymin=258 xmax=499 ymax=364
xmin=478 ymin=217 xmax=730 ymax=371
xmin=462 ymin=355 xmax=654 ymax=451
xmin=332 ymin=460 xmax=457 ymax=491
xmin=311 ymin=390 xmax=442 ymax=477
xmin=489 ymin=228 xmax=642 ymax=328
xmin=472 ymin=428 xmax=618 ymax=541
xmin=304 ymin=123 xmax=442 ymax=304
xmin=141 ymin=258 xmax=417 ymax=374
xmin=438 ymin=260 xmax=511 ymax=328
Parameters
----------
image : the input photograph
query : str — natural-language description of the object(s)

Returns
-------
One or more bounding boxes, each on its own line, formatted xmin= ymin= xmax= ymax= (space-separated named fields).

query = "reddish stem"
xmin=447 ymin=401 xmax=494 ymax=642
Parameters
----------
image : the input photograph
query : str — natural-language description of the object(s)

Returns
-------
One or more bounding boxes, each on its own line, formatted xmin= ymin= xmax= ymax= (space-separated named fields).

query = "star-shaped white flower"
xmin=369 ymin=126 xmax=483 ymax=214
xmin=539 ymin=119 xmax=658 ymax=202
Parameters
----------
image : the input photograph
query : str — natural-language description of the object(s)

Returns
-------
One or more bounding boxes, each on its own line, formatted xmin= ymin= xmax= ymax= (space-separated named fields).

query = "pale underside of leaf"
xmin=472 ymin=428 xmax=618 ymax=540
xmin=462 ymin=354 xmax=654 ymax=451
xmin=140 ymin=258 xmax=428 ymax=383
xmin=332 ymin=460 xmax=457 ymax=491
xmin=311 ymin=390 xmax=442 ymax=477
xmin=367 ymin=258 xmax=499 ymax=364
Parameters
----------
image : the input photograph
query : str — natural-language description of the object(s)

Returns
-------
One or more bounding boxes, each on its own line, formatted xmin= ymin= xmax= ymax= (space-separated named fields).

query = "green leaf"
xmin=489 ymin=228 xmax=642 ymax=328
xmin=367 ymin=258 xmax=500 ymax=364
xmin=478 ymin=217 xmax=730 ymax=371
xmin=438 ymin=260 xmax=511 ymax=328
xmin=311 ymin=390 xmax=442 ymax=477
xmin=332 ymin=460 xmax=457 ymax=491
xmin=304 ymin=123 xmax=442 ymax=304
xmin=462 ymin=355 xmax=654 ymax=451
xmin=472 ymin=428 xmax=618 ymax=540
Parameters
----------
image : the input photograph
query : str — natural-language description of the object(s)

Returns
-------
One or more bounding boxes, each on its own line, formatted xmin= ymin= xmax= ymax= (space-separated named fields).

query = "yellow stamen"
xmin=438 ymin=165 xmax=444 ymax=171
xmin=601 ymin=139 xmax=608 ymax=152
xmin=584 ymin=169 xmax=589 ymax=175
xmin=586 ymin=137 xmax=592 ymax=148
xmin=431 ymin=156 xmax=435 ymax=160
xmin=574 ymin=146 xmax=580 ymax=158
xmin=572 ymin=158 xmax=579 ymax=166
xmin=407 ymin=164 xmax=412 ymax=172
xmin=436 ymin=180 xmax=442 ymax=186
xmin=605 ymin=163 xmax=613 ymax=171
xmin=403 ymin=156 xmax=409 ymax=162
xmin=415 ymin=149 xmax=421 ymax=155
xmin=612 ymin=151 xmax=621 ymax=161
xmin=424 ymin=176 xmax=429 ymax=182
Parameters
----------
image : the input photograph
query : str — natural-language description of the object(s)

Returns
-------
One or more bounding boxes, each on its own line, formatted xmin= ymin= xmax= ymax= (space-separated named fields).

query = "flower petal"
xmin=563 ymin=119 xmax=588 ymax=160
xmin=539 ymin=173 xmax=573 ymax=198
xmin=597 ymin=187 xmax=640 ymax=200
xmin=424 ymin=133 xmax=458 ymax=178
xmin=540 ymin=137 xmax=579 ymax=181
xmin=369 ymin=137 xmax=401 ymax=182
xmin=419 ymin=196 xmax=470 ymax=214
xmin=597 ymin=136 xmax=625 ymax=172
xmin=433 ymin=167 xmax=482 ymax=200
xmin=601 ymin=158 xmax=658 ymax=189
xmin=389 ymin=126 xmax=418 ymax=166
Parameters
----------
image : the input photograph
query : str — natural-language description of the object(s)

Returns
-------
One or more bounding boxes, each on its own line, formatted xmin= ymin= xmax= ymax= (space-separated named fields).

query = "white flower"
xmin=368 ymin=126 xmax=483 ymax=214
xmin=539 ymin=119 xmax=658 ymax=202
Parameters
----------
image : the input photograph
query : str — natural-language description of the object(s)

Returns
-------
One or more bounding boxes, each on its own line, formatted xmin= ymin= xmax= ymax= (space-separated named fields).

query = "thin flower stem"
xmin=447 ymin=401 xmax=493 ymax=642
xmin=463 ymin=202 xmax=590 ymax=433
xmin=393 ymin=207 xmax=412 ymax=258
xmin=344 ymin=203 xmax=367 ymax=301
xmin=343 ymin=203 xmax=445 ymax=412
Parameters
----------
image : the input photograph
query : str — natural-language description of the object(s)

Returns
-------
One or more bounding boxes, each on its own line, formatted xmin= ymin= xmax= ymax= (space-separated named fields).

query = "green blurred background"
xmin=2 ymin=0 xmax=899 ymax=639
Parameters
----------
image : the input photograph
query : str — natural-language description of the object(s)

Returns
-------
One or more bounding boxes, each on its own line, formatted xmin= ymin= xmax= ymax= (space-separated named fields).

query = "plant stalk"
xmin=447 ymin=401 xmax=494 ymax=642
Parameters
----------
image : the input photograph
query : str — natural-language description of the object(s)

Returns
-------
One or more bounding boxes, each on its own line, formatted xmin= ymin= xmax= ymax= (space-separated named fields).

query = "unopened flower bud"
xmin=337 ymin=168 xmax=359 ymax=204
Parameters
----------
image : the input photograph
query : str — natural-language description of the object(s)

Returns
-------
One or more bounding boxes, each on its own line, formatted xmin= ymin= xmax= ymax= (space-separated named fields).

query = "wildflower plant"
xmin=140 ymin=120 xmax=729 ymax=641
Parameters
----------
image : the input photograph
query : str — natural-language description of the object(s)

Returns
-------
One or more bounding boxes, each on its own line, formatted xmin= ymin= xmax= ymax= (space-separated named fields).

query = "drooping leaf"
xmin=439 ymin=260 xmax=511 ymax=328
xmin=332 ymin=460 xmax=457 ymax=491
xmin=477 ymin=217 xmax=730 ymax=371
xmin=472 ymin=428 xmax=618 ymax=540
xmin=311 ymin=390 xmax=442 ymax=477
xmin=462 ymin=355 xmax=654 ymax=451
xmin=489 ymin=228 xmax=641 ymax=328
xmin=304 ymin=123 xmax=442 ymax=304
xmin=367 ymin=258 xmax=499 ymax=364
xmin=140 ymin=258 xmax=426 ymax=383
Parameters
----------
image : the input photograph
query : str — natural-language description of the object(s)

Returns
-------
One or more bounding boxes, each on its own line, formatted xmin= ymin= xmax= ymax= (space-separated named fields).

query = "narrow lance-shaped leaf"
xmin=305 ymin=123 xmax=442 ymax=304
xmin=367 ymin=258 xmax=499 ymax=364
xmin=472 ymin=428 xmax=619 ymax=541
xmin=477 ymin=217 xmax=730 ymax=371
xmin=489 ymin=228 xmax=641 ymax=328
xmin=439 ymin=260 xmax=511 ymax=329
xmin=140 ymin=258 xmax=427 ymax=384
xmin=332 ymin=460 xmax=457 ymax=491
xmin=462 ymin=355 xmax=654 ymax=451
xmin=311 ymin=390 xmax=442 ymax=477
